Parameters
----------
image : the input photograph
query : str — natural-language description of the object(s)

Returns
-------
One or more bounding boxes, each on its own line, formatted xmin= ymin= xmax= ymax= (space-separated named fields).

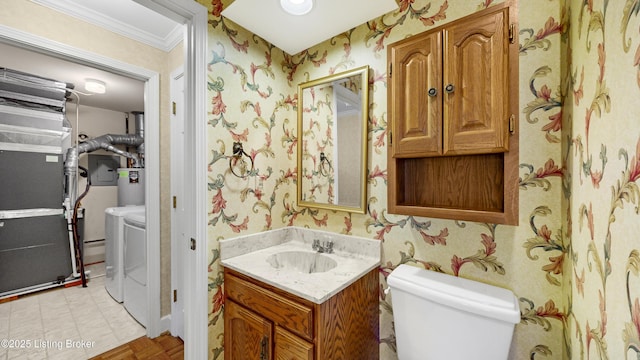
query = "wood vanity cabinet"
xmin=224 ymin=268 xmax=379 ymax=360
xmin=387 ymin=2 xmax=519 ymax=225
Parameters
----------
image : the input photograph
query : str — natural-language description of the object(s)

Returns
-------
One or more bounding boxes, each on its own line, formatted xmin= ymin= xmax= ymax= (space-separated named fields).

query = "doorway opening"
xmin=0 ymin=0 xmax=208 ymax=357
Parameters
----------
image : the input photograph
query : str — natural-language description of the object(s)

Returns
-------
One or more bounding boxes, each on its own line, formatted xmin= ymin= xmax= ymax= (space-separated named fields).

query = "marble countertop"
xmin=220 ymin=227 xmax=381 ymax=304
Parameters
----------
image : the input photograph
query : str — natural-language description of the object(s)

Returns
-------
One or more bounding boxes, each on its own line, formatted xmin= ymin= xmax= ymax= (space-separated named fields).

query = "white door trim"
xmin=169 ymin=65 xmax=184 ymax=339
xmin=132 ymin=1 xmax=209 ymax=358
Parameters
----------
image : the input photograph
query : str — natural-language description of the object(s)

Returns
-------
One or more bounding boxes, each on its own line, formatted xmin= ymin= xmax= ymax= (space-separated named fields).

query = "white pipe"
xmin=67 ymin=93 xmax=80 ymax=278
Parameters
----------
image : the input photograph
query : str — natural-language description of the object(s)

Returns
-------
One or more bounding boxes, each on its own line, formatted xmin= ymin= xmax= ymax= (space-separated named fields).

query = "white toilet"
xmin=387 ymin=264 xmax=520 ymax=360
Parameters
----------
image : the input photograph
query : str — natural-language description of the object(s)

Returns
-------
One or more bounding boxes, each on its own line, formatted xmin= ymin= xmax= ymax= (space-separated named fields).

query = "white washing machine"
xmin=104 ymin=206 xmax=144 ymax=303
xmin=123 ymin=209 xmax=147 ymax=327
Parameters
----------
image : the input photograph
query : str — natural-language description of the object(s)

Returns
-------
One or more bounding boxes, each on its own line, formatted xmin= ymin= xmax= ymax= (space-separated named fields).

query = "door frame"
xmin=133 ymin=2 xmax=209 ymax=359
xmin=169 ymin=65 xmax=184 ymax=339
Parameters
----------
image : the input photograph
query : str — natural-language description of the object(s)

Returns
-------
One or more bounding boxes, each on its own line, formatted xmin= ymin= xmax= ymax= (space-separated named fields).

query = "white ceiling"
xmin=223 ymin=0 xmax=399 ymax=55
xmin=0 ymin=0 xmax=182 ymax=113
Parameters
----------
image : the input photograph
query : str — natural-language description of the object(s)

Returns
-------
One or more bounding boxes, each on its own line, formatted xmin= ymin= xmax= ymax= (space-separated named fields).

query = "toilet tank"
xmin=387 ymin=264 xmax=520 ymax=360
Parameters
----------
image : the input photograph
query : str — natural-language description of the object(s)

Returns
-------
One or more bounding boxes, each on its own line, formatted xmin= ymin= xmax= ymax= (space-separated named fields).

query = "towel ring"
xmin=318 ymin=152 xmax=333 ymax=177
xmin=229 ymin=142 xmax=254 ymax=178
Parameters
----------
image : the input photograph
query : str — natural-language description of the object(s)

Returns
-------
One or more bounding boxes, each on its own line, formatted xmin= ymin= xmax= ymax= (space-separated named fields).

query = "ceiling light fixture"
xmin=84 ymin=79 xmax=106 ymax=94
xmin=280 ymin=0 xmax=313 ymax=15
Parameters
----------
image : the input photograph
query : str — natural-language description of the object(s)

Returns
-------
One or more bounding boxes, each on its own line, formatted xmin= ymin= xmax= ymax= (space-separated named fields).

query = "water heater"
xmin=117 ymin=168 xmax=145 ymax=206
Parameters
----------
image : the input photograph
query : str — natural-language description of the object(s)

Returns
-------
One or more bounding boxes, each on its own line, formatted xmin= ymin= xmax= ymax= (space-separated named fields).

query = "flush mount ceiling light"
xmin=280 ymin=0 xmax=313 ymax=15
xmin=222 ymin=0 xmax=398 ymax=55
xmin=84 ymin=78 xmax=106 ymax=94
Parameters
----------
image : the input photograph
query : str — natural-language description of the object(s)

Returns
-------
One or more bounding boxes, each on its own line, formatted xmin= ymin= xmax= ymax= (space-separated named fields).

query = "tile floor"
xmin=0 ymin=263 xmax=146 ymax=360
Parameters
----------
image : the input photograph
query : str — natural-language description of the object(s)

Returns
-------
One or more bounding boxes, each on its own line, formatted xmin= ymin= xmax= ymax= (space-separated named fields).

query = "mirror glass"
xmin=297 ymin=65 xmax=369 ymax=213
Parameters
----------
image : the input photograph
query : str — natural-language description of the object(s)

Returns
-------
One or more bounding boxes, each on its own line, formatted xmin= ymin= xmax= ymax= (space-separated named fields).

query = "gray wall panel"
xmin=0 ymin=215 xmax=73 ymax=294
xmin=0 ymin=150 xmax=63 ymax=210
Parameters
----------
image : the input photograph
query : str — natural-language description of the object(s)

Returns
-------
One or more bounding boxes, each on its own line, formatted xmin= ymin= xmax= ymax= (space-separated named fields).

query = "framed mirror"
xmin=297 ymin=65 xmax=369 ymax=213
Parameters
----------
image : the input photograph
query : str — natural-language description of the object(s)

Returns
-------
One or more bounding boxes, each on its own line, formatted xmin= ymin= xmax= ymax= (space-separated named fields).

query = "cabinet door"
xmin=443 ymin=7 xmax=509 ymax=155
xmin=225 ymin=300 xmax=273 ymax=360
xmin=274 ymin=326 xmax=314 ymax=360
xmin=388 ymin=31 xmax=442 ymax=157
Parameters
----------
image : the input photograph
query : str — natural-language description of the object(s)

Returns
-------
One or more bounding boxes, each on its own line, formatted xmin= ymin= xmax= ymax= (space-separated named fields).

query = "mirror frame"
xmin=296 ymin=65 xmax=369 ymax=214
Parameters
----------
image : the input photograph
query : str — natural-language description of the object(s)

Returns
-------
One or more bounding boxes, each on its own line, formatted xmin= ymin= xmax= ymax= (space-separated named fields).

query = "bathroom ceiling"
xmin=222 ymin=0 xmax=399 ymax=55
xmin=0 ymin=0 xmax=182 ymax=113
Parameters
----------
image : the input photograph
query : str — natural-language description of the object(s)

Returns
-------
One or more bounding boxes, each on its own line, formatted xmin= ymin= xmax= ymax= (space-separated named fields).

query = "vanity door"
xmin=225 ymin=300 xmax=273 ymax=360
xmin=274 ymin=326 xmax=314 ymax=360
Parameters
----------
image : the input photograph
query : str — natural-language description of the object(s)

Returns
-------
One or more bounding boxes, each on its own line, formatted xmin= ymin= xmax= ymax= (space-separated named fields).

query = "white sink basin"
xmin=220 ymin=227 xmax=382 ymax=303
xmin=266 ymin=251 xmax=337 ymax=273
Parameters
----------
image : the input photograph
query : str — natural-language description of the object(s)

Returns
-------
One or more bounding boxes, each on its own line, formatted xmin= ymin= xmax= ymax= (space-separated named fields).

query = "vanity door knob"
xmin=427 ymin=87 xmax=437 ymax=97
xmin=445 ymin=83 xmax=455 ymax=93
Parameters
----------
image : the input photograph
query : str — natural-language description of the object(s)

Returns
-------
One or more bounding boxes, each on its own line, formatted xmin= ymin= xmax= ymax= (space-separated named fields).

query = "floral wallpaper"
xmin=200 ymin=0 xmax=640 ymax=358
xmin=299 ymin=82 xmax=337 ymax=205
xmin=565 ymin=0 xmax=640 ymax=359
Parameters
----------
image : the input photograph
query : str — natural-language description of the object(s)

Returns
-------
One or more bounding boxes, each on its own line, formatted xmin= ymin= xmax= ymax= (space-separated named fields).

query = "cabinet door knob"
xmin=445 ymin=84 xmax=455 ymax=93
xmin=427 ymin=87 xmax=437 ymax=97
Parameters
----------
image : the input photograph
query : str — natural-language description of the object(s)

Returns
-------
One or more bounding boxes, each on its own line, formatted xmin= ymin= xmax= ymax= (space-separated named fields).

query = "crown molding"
xmin=31 ymin=0 xmax=183 ymax=52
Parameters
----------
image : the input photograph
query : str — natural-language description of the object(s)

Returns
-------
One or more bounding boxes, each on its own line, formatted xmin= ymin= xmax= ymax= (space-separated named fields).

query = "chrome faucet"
xmin=312 ymin=239 xmax=333 ymax=254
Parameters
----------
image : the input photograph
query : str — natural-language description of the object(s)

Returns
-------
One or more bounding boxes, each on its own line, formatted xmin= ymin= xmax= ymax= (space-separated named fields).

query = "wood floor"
xmin=89 ymin=333 xmax=183 ymax=359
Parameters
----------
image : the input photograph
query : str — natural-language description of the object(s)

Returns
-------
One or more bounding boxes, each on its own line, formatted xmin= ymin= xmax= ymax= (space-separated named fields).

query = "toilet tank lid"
xmin=387 ymin=264 xmax=520 ymax=324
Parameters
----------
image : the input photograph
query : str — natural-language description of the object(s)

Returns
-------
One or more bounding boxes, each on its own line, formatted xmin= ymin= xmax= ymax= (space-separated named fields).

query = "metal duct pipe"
xmin=63 ymin=111 xmax=144 ymax=204
xmin=132 ymin=111 xmax=144 ymax=156
xmin=63 ymin=133 xmax=143 ymax=207
xmin=76 ymin=133 xmax=143 ymax=157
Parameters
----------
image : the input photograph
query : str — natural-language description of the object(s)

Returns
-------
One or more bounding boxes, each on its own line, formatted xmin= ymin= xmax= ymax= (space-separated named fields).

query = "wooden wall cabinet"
xmin=387 ymin=2 xmax=519 ymax=225
xmin=224 ymin=268 xmax=379 ymax=360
